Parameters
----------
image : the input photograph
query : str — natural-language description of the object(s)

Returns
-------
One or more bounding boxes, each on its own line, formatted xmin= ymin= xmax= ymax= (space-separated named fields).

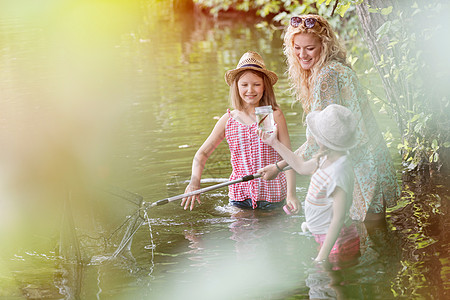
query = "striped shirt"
xmin=305 ymin=155 xmax=354 ymax=234
xmin=225 ymin=110 xmax=286 ymax=208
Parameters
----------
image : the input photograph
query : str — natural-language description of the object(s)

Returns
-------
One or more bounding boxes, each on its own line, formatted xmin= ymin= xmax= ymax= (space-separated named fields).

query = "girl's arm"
xmin=181 ymin=113 xmax=228 ymax=211
xmin=258 ymin=125 xmax=318 ymax=176
xmin=256 ymin=147 xmax=303 ymax=180
xmin=273 ymin=109 xmax=300 ymax=213
xmin=315 ymin=186 xmax=347 ymax=262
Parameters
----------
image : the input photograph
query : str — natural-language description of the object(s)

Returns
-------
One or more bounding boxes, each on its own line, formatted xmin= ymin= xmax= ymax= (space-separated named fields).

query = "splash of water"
xmin=142 ymin=209 xmax=155 ymax=278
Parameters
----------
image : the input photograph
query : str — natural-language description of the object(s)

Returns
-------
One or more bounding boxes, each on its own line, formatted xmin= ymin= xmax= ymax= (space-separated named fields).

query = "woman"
xmin=259 ymin=15 xmax=399 ymax=222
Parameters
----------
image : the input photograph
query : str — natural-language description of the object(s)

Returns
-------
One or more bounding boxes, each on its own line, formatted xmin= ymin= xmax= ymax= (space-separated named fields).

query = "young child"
xmin=181 ymin=51 xmax=298 ymax=212
xmin=258 ymin=104 xmax=358 ymax=262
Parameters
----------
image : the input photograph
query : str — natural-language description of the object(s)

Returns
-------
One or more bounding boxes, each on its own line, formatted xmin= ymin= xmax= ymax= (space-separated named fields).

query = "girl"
xmin=260 ymin=15 xmax=399 ymax=222
xmin=258 ymin=104 xmax=358 ymax=262
xmin=181 ymin=51 xmax=298 ymax=211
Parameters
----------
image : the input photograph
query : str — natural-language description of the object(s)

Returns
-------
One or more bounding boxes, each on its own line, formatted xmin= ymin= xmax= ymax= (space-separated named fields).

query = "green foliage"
xmin=194 ymin=0 xmax=320 ymax=18
xmin=372 ymin=1 xmax=450 ymax=172
xmin=194 ymin=0 xmax=366 ymax=53
xmin=320 ymin=0 xmax=450 ymax=173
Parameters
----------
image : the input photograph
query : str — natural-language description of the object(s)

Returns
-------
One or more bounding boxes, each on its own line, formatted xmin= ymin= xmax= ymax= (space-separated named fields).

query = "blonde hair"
xmin=283 ymin=15 xmax=348 ymax=113
xmin=229 ymin=70 xmax=280 ymax=111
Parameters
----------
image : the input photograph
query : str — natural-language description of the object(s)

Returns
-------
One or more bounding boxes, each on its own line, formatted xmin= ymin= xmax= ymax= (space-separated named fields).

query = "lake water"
xmin=0 ymin=1 xmax=448 ymax=299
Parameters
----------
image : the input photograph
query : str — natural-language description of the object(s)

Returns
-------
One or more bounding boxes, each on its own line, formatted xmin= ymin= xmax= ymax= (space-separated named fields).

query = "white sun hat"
xmin=306 ymin=104 xmax=358 ymax=151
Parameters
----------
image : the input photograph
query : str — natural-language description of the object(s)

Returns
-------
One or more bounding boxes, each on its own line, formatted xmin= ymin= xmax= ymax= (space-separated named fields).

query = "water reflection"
xmin=388 ymin=178 xmax=450 ymax=298
xmin=305 ymin=264 xmax=343 ymax=299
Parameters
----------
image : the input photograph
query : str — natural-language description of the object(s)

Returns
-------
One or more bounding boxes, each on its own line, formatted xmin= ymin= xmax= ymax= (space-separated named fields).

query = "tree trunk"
xmin=355 ymin=0 xmax=406 ymax=134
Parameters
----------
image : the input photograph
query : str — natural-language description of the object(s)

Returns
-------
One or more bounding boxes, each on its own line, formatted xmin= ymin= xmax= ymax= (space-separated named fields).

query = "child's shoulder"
xmin=272 ymin=107 xmax=287 ymax=121
xmin=227 ymin=109 xmax=237 ymax=118
xmin=215 ymin=110 xmax=239 ymax=126
xmin=210 ymin=111 xmax=232 ymax=132
xmin=273 ymin=107 xmax=284 ymax=115
xmin=330 ymin=155 xmax=353 ymax=177
xmin=217 ymin=111 xmax=231 ymax=123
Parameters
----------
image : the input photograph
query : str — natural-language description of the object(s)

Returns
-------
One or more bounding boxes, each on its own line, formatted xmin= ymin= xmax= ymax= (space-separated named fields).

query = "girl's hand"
xmin=181 ymin=182 xmax=201 ymax=211
xmin=257 ymin=164 xmax=280 ymax=181
xmin=286 ymin=194 xmax=301 ymax=214
xmin=314 ymin=256 xmax=329 ymax=265
xmin=257 ymin=124 xmax=279 ymax=146
xmin=313 ymin=257 xmax=331 ymax=270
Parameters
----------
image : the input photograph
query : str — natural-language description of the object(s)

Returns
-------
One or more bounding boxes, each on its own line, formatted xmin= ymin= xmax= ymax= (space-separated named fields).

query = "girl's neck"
xmin=325 ymin=150 xmax=346 ymax=163
xmin=232 ymin=106 xmax=258 ymax=126
xmin=240 ymin=104 xmax=258 ymax=116
xmin=319 ymin=150 xmax=346 ymax=170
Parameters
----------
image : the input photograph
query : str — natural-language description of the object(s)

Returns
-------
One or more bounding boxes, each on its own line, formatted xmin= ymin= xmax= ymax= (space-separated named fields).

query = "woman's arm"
xmin=273 ymin=109 xmax=300 ymax=213
xmin=314 ymin=186 xmax=347 ymax=262
xmin=181 ymin=113 xmax=228 ymax=211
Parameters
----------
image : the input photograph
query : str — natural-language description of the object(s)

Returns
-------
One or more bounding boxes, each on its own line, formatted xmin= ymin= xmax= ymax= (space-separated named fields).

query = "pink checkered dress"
xmin=225 ymin=110 xmax=286 ymax=208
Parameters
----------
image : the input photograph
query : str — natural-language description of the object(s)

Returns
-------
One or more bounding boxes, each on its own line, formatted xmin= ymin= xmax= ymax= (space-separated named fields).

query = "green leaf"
xmin=409 ymin=114 xmax=421 ymax=123
xmin=434 ymin=152 xmax=439 ymax=162
xmin=376 ymin=21 xmax=392 ymax=40
xmin=381 ymin=6 xmax=393 ymax=15
xmin=292 ymin=5 xmax=306 ymax=15
xmin=338 ymin=2 xmax=351 ymax=17
xmin=414 ymin=122 xmax=422 ymax=132
xmin=368 ymin=7 xmax=379 ymax=13
xmin=432 ymin=139 xmax=438 ymax=149
xmin=388 ymin=40 xmax=399 ymax=47
xmin=412 ymin=8 xmax=421 ymax=16
xmin=273 ymin=12 xmax=287 ymax=22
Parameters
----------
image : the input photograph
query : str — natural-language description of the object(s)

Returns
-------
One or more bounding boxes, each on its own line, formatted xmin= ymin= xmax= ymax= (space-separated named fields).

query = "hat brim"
xmin=306 ymin=111 xmax=358 ymax=151
xmin=225 ymin=67 xmax=278 ymax=86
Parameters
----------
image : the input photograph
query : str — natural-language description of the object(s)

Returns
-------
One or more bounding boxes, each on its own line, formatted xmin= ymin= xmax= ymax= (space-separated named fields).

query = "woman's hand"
xmin=181 ymin=181 xmax=201 ymax=211
xmin=257 ymin=164 xmax=280 ymax=181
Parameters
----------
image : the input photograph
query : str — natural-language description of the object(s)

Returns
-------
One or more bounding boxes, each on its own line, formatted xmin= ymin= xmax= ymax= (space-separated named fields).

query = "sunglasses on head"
xmin=290 ymin=16 xmax=318 ymax=29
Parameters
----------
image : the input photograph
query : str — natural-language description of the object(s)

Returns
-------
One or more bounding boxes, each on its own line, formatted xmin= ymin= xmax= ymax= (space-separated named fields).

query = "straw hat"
xmin=225 ymin=51 xmax=278 ymax=86
xmin=306 ymin=104 xmax=358 ymax=151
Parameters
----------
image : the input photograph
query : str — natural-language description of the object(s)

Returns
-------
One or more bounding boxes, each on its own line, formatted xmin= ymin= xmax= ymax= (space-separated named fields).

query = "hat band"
xmin=239 ymin=63 xmax=263 ymax=69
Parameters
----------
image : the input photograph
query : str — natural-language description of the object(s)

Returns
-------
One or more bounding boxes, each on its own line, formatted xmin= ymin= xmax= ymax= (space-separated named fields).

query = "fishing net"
xmin=57 ymin=185 xmax=150 ymax=263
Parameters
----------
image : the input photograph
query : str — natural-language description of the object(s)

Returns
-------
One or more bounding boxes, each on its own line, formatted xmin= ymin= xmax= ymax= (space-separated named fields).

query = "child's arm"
xmin=181 ymin=113 xmax=228 ymax=211
xmin=258 ymin=125 xmax=318 ymax=176
xmin=314 ymin=186 xmax=347 ymax=262
xmin=273 ymin=109 xmax=300 ymax=213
